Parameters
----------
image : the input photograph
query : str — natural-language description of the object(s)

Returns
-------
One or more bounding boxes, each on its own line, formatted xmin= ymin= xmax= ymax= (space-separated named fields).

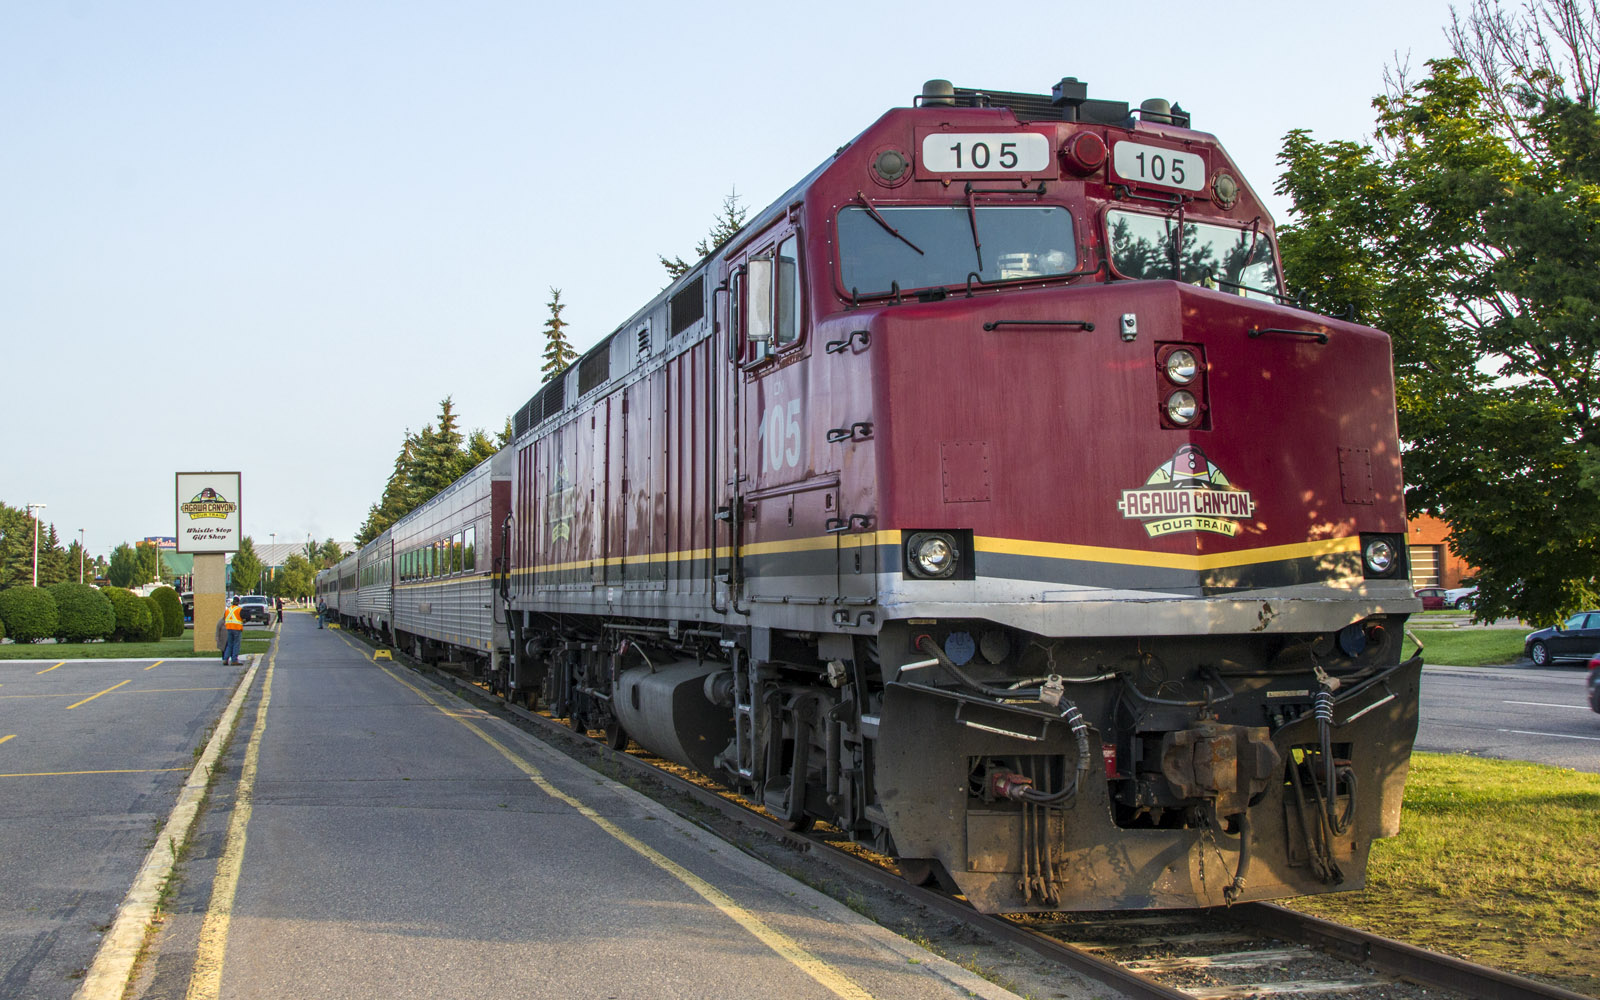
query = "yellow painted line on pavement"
xmin=368 ymin=654 xmax=875 ymax=1000
xmin=0 ymin=767 xmax=187 ymax=778
xmin=186 ymin=632 xmax=277 ymax=1000
xmin=145 ymin=660 xmax=164 ymax=671
xmin=0 ymin=735 xmax=14 ymax=746
xmin=37 ymin=662 xmax=64 ymax=675
xmin=65 ymin=679 xmax=131 ymax=710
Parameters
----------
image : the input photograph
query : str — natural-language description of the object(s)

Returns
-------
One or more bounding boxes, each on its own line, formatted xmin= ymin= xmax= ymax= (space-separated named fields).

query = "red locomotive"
xmin=333 ymin=76 xmax=1424 ymax=912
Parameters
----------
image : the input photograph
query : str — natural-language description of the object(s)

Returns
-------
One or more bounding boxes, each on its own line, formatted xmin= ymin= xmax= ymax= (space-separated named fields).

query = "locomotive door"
xmin=724 ymin=225 xmax=833 ymax=608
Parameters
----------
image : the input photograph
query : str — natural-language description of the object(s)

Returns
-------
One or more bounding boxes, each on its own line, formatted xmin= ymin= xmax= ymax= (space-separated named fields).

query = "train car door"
xmin=725 ymin=221 xmax=834 ymax=609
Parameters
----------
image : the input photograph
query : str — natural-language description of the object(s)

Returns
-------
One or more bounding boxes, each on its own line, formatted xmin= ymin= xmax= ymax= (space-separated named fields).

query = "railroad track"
xmin=407 ymin=656 xmax=1589 ymax=1000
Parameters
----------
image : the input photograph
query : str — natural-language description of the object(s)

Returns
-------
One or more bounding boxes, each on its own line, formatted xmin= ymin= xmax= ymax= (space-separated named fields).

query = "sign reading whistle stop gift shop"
xmin=176 ymin=471 xmax=240 ymax=654
xmin=176 ymin=472 xmax=242 ymax=552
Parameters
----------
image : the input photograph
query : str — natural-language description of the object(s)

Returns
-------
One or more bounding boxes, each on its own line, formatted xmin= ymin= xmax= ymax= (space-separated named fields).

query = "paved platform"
xmin=0 ymin=654 xmax=248 ymax=1000
xmin=114 ymin=614 xmax=1021 ymax=1000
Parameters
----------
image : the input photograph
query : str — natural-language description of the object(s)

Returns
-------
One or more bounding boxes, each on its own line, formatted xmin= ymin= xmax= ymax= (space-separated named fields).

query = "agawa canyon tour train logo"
xmin=179 ymin=487 xmax=238 ymax=520
xmin=1117 ymin=445 xmax=1255 ymax=538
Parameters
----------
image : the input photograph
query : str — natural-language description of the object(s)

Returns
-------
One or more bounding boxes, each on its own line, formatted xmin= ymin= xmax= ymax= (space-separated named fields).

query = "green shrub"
xmin=150 ymin=586 xmax=184 ymax=638
xmin=0 ymin=615 xmax=6 ymax=641
xmin=136 ymin=596 xmax=165 ymax=642
xmin=49 ymin=583 xmax=115 ymax=643
xmin=0 ymin=586 xmax=59 ymax=643
xmin=101 ymin=587 xmax=151 ymax=642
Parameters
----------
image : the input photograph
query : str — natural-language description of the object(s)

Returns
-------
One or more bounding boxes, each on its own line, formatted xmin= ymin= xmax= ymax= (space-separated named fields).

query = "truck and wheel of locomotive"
xmin=319 ymin=76 xmax=1424 ymax=913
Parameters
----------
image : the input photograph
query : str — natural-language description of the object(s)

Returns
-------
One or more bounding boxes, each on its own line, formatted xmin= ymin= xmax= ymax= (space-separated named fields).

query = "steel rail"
xmin=413 ymin=660 xmax=1584 ymax=1000
xmin=1232 ymin=902 xmax=1593 ymax=1000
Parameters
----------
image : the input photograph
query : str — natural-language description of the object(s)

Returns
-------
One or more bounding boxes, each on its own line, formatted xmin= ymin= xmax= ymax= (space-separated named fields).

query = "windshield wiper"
xmin=855 ymin=192 xmax=924 ymax=256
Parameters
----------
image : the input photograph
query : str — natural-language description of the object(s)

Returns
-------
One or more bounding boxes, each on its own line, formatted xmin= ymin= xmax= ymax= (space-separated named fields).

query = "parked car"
xmin=238 ymin=595 xmax=272 ymax=624
xmin=1524 ymin=611 xmax=1600 ymax=666
xmin=1588 ymin=654 xmax=1600 ymax=714
xmin=180 ymin=591 xmax=194 ymax=624
xmin=1443 ymin=585 xmax=1478 ymax=609
xmin=1414 ymin=586 xmax=1449 ymax=610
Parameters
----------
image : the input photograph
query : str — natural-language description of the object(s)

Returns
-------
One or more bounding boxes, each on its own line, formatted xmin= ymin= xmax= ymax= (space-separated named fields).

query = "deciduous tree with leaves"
xmin=1276 ymin=0 xmax=1600 ymax=624
xmin=230 ymin=537 xmax=264 ymax=595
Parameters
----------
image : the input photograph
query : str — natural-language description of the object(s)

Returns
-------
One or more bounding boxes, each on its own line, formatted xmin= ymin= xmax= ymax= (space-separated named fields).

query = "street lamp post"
xmin=26 ymin=503 xmax=45 ymax=587
xmin=78 ymin=529 xmax=85 ymax=584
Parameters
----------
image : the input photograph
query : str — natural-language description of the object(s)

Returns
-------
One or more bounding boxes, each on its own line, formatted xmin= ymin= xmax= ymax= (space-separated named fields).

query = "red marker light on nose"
xmin=1102 ymin=744 xmax=1118 ymax=779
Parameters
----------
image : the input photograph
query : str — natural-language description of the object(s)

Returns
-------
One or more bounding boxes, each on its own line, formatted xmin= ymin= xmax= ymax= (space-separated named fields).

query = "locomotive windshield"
xmin=837 ymin=205 xmax=1076 ymax=296
xmin=1107 ymin=210 xmax=1280 ymax=300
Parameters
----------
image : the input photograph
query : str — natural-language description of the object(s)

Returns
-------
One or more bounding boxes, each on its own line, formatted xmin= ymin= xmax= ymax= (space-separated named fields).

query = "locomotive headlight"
xmin=1164 ymin=349 xmax=1198 ymax=385
xmin=906 ymin=531 xmax=960 ymax=579
xmin=1363 ymin=538 xmax=1397 ymax=575
xmin=1165 ymin=390 xmax=1199 ymax=425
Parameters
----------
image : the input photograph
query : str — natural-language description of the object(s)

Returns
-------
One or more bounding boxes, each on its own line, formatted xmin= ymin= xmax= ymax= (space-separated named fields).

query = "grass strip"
xmin=1410 ymin=627 xmax=1528 ymax=666
xmin=1287 ymin=752 xmax=1600 ymax=994
xmin=0 ymin=629 xmax=273 ymax=660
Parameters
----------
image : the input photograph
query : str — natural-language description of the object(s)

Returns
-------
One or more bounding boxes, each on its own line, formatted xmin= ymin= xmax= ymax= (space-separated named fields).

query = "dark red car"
xmin=1415 ymin=586 xmax=1448 ymax=610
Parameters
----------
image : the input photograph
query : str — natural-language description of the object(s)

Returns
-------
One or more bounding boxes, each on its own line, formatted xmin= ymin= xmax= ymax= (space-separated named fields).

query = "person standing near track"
xmin=222 ymin=596 xmax=244 ymax=665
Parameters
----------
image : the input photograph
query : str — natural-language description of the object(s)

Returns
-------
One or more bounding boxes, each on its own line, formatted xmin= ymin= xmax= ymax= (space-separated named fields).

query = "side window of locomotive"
xmin=775 ymin=234 xmax=801 ymax=347
xmin=728 ymin=270 xmax=743 ymax=361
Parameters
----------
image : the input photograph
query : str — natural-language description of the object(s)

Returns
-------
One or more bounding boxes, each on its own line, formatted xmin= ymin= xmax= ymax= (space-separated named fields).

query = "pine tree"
xmin=38 ymin=524 xmax=67 ymax=587
xmin=0 ymin=503 xmax=35 ymax=589
xmin=497 ymin=416 xmax=514 ymax=449
xmin=660 ymin=188 xmax=749 ymax=278
xmin=540 ymin=288 xmax=577 ymax=383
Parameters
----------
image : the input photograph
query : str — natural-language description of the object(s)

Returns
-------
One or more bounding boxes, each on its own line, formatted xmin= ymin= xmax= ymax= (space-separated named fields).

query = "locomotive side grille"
xmin=669 ymin=275 xmax=705 ymax=336
xmin=540 ymin=381 xmax=565 ymax=421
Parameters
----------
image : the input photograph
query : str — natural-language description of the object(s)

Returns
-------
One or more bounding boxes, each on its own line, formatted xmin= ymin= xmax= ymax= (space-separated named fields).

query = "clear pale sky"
xmin=2 ymin=0 xmax=1458 ymax=558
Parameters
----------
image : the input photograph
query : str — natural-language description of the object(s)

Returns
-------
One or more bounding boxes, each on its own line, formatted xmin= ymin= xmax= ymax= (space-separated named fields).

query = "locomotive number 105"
xmin=920 ymin=132 xmax=1051 ymax=174
xmin=1111 ymin=141 xmax=1206 ymax=192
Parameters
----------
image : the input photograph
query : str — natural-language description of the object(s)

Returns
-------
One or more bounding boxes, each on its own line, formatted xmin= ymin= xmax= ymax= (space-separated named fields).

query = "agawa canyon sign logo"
xmin=1117 ymin=445 xmax=1256 ymax=538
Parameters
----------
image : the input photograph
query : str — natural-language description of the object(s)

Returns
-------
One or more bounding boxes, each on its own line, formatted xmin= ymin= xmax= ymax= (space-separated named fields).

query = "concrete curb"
xmin=71 ymin=657 xmax=262 ymax=1000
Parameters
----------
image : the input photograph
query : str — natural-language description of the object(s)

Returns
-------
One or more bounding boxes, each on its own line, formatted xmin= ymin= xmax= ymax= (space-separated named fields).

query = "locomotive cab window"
xmin=1106 ymin=210 xmax=1280 ymax=299
xmin=775 ymin=234 xmax=801 ymax=347
xmin=736 ymin=232 xmax=804 ymax=365
xmin=837 ymin=205 xmax=1076 ymax=296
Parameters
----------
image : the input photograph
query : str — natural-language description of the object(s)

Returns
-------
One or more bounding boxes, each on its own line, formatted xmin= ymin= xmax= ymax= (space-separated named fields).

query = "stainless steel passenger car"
xmin=390 ymin=450 xmax=511 ymax=672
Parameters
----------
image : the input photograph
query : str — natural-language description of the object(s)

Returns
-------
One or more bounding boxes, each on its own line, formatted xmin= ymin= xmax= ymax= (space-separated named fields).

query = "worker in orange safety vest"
xmin=222 ymin=597 xmax=244 ymax=665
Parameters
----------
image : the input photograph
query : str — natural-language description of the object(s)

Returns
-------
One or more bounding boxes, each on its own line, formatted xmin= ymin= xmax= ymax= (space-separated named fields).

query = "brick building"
xmin=1407 ymin=512 xmax=1476 ymax=588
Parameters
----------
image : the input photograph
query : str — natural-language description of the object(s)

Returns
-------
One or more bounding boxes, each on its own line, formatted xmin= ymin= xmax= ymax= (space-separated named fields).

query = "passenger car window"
xmin=463 ymin=527 xmax=476 ymax=571
xmin=452 ymin=532 xmax=464 ymax=573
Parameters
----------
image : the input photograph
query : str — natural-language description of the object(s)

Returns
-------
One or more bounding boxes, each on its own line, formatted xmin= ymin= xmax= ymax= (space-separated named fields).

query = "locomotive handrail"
xmin=1249 ymin=326 xmax=1330 ymax=345
xmin=983 ymin=319 xmax=1095 ymax=332
xmin=1111 ymin=183 xmax=1187 ymax=207
xmin=825 ymin=422 xmax=874 ymax=443
xmin=963 ymin=179 xmax=1049 ymax=198
xmin=824 ymin=329 xmax=870 ymax=354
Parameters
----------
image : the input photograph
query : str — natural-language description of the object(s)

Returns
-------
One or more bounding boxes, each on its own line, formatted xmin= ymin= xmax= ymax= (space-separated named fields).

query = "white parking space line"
xmin=1498 ymin=728 xmax=1600 ymax=742
xmin=1503 ymin=701 xmax=1589 ymax=710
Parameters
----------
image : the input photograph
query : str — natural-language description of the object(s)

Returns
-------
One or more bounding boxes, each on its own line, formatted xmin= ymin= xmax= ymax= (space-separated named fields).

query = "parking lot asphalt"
xmin=0 ymin=655 xmax=248 ymax=999
xmin=122 ymin=615 xmax=1024 ymax=1000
